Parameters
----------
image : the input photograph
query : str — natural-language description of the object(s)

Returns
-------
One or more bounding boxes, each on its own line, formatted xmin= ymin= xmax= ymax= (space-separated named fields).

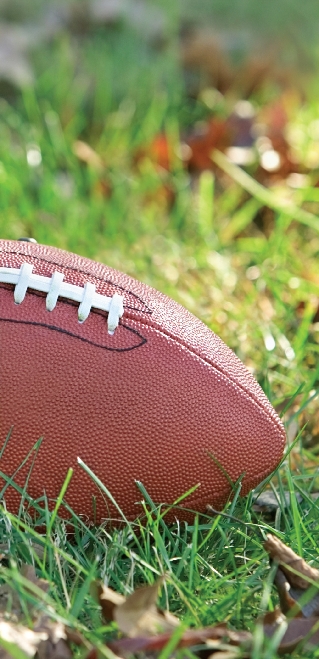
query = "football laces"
xmin=0 ymin=262 xmax=124 ymax=335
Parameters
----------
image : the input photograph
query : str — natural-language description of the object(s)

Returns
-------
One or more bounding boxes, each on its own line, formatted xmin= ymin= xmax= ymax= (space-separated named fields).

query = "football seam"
xmin=126 ymin=314 xmax=286 ymax=439
xmin=0 ymin=317 xmax=147 ymax=352
xmin=0 ymin=249 xmax=285 ymax=441
xmin=0 ymin=247 xmax=153 ymax=315
xmin=0 ymin=285 xmax=284 ymax=437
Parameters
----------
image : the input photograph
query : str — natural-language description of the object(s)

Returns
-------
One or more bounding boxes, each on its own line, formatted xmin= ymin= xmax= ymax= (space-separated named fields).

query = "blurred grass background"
xmin=0 ymin=3 xmax=319 ymax=655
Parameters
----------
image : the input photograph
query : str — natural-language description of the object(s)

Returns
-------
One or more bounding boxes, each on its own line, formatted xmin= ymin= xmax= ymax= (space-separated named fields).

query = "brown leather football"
xmin=0 ymin=239 xmax=286 ymax=524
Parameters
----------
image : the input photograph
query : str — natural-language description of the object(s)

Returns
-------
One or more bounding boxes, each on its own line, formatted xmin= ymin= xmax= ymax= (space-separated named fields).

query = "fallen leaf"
xmin=254 ymin=98 xmax=299 ymax=185
xmin=110 ymin=578 xmax=179 ymax=637
xmin=0 ymin=564 xmax=49 ymax=620
xmin=180 ymin=27 xmax=234 ymax=94
xmin=134 ymin=133 xmax=173 ymax=172
xmin=0 ymin=618 xmax=47 ymax=657
xmin=108 ymin=624 xmax=252 ymax=655
xmin=265 ymin=535 xmax=319 ymax=618
xmin=264 ymin=534 xmax=319 ymax=589
xmin=263 ymin=612 xmax=319 ymax=653
xmin=277 ymin=567 xmax=319 ymax=619
xmin=185 ymin=119 xmax=231 ymax=172
xmin=274 ymin=568 xmax=303 ymax=616
xmin=64 ymin=627 xmax=85 ymax=646
xmin=94 ymin=578 xmax=179 ymax=637
xmin=94 ymin=583 xmax=125 ymax=622
xmin=180 ymin=27 xmax=304 ymax=97
xmin=0 ymin=583 xmax=22 ymax=617
xmin=34 ymin=617 xmax=72 ymax=659
xmin=21 ymin=565 xmax=50 ymax=595
xmin=253 ymin=491 xmax=302 ymax=516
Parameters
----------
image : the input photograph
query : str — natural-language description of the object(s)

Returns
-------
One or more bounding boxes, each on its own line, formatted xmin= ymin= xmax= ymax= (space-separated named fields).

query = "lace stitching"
xmin=0 ymin=263 xmax=124 ymax=334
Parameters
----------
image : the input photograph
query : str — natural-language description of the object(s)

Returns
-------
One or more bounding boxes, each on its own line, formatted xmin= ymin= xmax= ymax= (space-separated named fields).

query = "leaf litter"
xmin=2 ymin=536 xmax=319 ymax=657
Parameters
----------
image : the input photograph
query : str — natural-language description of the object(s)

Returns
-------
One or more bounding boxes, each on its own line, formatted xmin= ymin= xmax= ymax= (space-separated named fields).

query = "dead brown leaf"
xmin=274 ymin=568 xmax=303 ymax=616
xmin=185 ymin=119 xmax=231 ymax=172
xmin=0 ymin=619 xmax=47 ymax=658
xmin=264 ymin=534 xmax=319 ymax=589
xmin=138 ymin=134 xmax=172 ymax=172
xmin=262 ymin=607 xmax=286 ymax=626
xmin=263 ymin=612 xmax=319 ymax=653
xmin=254 ymin=98 xmax=299 ymax=185
xmin=0 ymin=564 xmax=49 ymax=621
xmin=93 ymin=583 xmax=125 ymax=622
xmin=116 ymin=581 xmax=179 ymax=637
xmin=180 ymin=27 xmax=302 ymax=97
xmin=265 ymin=535 xmax=319 ymax=619
xmin=95 ymin=581 xmax=250 ymax=656
xmin=21 ymin=565 xmax=50 ymax=595
xmin=64 ymin=627 xmax=85 ymax=647
xmin=0 ymin=615 xmax=77 ymax=659
xmin=96 ymin=578 xmax=179 ymax=638
xmin=0 ymin=601 xmax=87 ymax=659
xmin=84 ymin=649 xmax=99 ymax=659
xmin=277 ymin=566 xmax=319 ymax=619
xmin=34 ymin=617 xmax=72 ymax=659
xmin=252 ymin=491 xmax=302 ymax=517
xmin=0 ymin=583 xmax=22 ymax=618
xmin=108 ymin=624 xmax=252 ymax=656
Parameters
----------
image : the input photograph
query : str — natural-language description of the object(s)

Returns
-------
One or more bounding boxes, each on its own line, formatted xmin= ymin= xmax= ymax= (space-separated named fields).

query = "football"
xmin=0 ymin=239 xmax=286 ymax=524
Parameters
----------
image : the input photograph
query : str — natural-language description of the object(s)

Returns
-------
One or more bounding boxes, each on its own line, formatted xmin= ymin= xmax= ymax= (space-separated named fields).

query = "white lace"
xmin=0 ymin=263 xmax=124 ymax=334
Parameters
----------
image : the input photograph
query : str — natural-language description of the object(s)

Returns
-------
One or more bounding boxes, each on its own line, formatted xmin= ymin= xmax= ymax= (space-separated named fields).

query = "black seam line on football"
xmin=125 ymin=317 xmax=285 ymax=436
xmin=0 ymin=318 xmax=147 ymax=352
xmin=0 ymin=248 xmax=152 ymax=315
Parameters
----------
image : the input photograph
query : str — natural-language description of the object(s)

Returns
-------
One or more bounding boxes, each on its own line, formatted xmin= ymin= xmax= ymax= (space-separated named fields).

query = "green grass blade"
xmin=213 ymin=149 xmax=319 ymax=232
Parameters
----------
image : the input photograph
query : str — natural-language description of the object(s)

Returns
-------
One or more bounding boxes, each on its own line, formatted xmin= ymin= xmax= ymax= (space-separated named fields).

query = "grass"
xmin=2 ymin=467 xmax=319 ymax=656
xmin=0 ymin=5 xmax=319 ymax=658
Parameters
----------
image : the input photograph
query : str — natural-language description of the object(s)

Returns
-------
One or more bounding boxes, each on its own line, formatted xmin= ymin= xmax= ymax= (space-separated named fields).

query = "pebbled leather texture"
xmin=0 ymin=240 xmax=286 ymax=524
